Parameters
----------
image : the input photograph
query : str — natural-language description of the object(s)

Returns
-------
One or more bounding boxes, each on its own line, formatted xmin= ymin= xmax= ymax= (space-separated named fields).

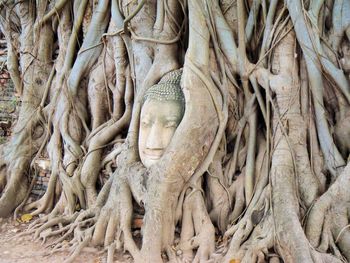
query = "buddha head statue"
xmin=138 ymin=69 xmax=185 ymax=168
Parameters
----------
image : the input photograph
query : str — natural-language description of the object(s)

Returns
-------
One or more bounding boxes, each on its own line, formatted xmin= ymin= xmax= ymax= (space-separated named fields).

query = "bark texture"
xmin=0 ymin=0 xmax=349 ymax=262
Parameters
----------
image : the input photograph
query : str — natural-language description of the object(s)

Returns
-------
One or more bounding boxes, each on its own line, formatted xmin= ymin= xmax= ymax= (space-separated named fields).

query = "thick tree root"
xmin=306 ymin=162 xmax=350 ymax=262
xmin=176 ymin=185 xmax=215 ymax=263
xmin=1 ymin=0 xmax=349 ymax=262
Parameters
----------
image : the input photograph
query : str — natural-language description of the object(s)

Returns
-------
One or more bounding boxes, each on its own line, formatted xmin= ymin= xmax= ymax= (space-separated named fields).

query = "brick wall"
xmin=30 ymin=165 xmax=51 ymax=199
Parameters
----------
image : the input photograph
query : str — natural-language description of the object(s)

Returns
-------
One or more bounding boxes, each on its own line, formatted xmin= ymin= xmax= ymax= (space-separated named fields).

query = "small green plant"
xmin=0 ymin=136 xmax=6 ymax=144
xmin=10 ymin=96 xmax=17 ymax=110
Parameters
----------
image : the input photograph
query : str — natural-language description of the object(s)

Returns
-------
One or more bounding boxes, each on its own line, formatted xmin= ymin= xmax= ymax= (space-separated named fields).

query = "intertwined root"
xmin=306 ymin=164 xmax=350 ymax=262
xmin=90 ymin=178 xmax=141 ymax=262
xmin=175 ymin=187 xmax=215 ymax=263
xmin=24 ymin=172 xmax=59 ymax=216
xmin=23 ymin=207 xmax=100 ymax=262
xmin=24 ymin=164 xmax=141 ymax=262
xmin=0 ymin=0 xmax=349 ymax=262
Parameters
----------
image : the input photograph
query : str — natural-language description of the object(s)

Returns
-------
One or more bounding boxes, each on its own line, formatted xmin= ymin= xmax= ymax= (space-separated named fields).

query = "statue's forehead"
xmin=141 ymin=100 xmax=183 ymax=117
xmin=141 ymin=99 xmax=182 ymax=115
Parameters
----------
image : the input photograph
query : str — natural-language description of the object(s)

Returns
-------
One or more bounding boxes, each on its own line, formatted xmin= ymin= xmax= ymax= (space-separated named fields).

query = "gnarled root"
xmin=221 ymin=184 xmax=270 ymax=262
xmin=0 ymin=162 xmax=7 ymax=193
xmin=0 ymin=157 xmax=30 ymax=217
xmin=24 ymin=171 xmax=59 ymax=216
xmin=306 ymin=162 xmax=350 ymax=262
xmin=176 ymin=184 xmax=215 ymax=263
xmin=32 ymin=162 xmax=145 ymax=263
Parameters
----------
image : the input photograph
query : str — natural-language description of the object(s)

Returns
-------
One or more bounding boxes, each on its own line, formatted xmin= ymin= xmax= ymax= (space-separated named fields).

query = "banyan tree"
xmin=0 ymin=0 xmax=349 ymax=262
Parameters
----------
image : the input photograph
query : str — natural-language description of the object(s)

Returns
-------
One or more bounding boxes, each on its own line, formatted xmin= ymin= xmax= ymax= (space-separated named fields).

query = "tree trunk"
xmin=0 ymin=0 xmax=349 ymax=262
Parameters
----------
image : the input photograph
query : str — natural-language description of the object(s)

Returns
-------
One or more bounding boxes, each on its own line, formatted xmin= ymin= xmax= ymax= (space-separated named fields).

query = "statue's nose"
xmin=146 ymin=122 xmax=164 ymax=150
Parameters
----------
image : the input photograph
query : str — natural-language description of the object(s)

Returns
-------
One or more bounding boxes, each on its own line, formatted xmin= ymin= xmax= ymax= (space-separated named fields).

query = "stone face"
xmin=138 ymin=70 xmax=185 ymax=168
xmin=139 ymin=100 xmax=183 ymax=168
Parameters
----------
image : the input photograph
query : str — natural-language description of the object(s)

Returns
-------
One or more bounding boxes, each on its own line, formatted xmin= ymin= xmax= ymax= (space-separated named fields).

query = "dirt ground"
xmin=0 ymin=217 xmax=132 ymax=263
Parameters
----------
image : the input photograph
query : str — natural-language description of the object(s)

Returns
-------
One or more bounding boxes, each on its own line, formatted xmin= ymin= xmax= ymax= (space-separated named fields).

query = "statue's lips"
xmin=143 ymin=150 xmax=164 ymax=160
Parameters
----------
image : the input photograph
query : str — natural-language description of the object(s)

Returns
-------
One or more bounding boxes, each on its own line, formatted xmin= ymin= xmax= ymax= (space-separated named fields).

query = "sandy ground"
xmin=0 ymin=217 xmax=123 ymax=263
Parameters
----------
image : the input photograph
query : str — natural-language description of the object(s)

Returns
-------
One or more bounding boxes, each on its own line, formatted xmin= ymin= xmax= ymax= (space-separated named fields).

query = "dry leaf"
xmin=20 ymin=214 xmax=33 ymax=223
